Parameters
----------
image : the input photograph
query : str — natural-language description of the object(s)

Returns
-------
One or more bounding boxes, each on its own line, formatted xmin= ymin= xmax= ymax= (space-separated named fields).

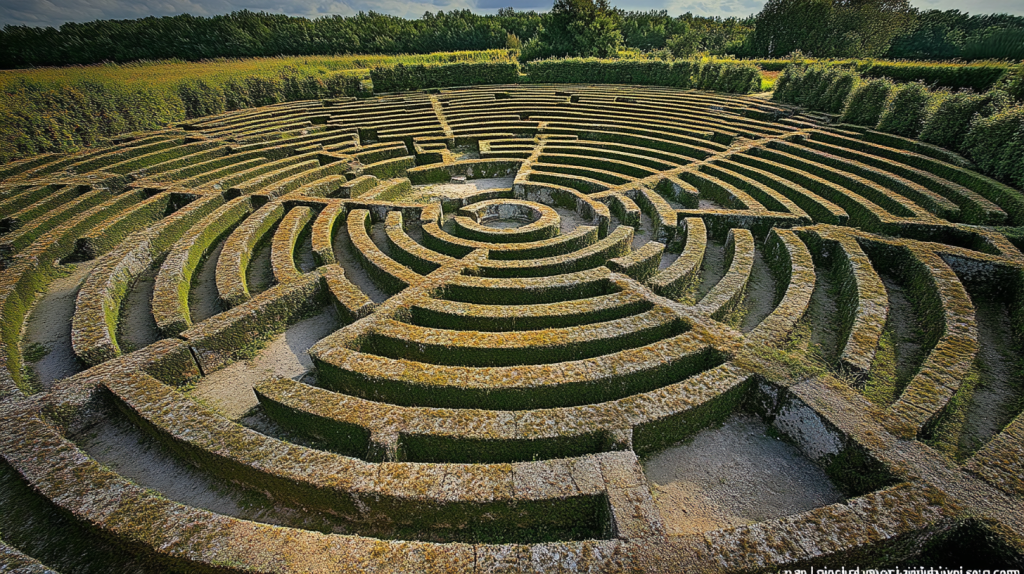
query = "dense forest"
xmin=1 ymin=1 xmax=1022 ymax=69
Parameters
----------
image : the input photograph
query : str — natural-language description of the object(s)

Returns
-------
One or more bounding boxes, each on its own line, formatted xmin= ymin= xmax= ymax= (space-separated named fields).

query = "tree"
xmin=520 ymin=0 xmax=623 ymax=61
xmin=666 ymin=23 xmax=700 ymax=57
xmin=748 ymin=0 xmax=916 ymax=58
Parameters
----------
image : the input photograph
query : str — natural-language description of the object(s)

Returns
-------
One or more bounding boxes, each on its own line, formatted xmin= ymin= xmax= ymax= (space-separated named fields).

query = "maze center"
xmin=1 ymin=84 xmax=1023 ymax=571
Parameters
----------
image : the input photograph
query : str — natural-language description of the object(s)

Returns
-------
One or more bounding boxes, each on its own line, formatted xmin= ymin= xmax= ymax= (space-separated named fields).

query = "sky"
xmin=1 ymin=0 xmax=1023 ymax=29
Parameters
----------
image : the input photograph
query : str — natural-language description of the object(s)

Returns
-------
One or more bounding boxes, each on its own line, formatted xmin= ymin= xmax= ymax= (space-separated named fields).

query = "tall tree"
xmin=748 ymin=0 xmax=916 ymax=58
xmin=521 ymin=0 xmax=623 ymax=60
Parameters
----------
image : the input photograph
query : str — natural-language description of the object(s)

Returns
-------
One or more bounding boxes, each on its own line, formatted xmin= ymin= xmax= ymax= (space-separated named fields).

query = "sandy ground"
xmin=23 ymin=260 xmax=98 ymax=389
xmin=644 ymin=413 xmax=845 ymax=536
xmin=411 ymin=176 xmax=514 ymax=200
xmin=551 ymin=206 xmax=589 ymax=235
xmin=191 ymin=309 xmax=339 ymax=419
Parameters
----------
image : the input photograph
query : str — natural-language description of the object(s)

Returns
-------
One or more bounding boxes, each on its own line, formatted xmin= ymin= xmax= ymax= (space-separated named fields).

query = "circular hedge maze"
xmin=1 ymin=84 xmax=1023 ymax=572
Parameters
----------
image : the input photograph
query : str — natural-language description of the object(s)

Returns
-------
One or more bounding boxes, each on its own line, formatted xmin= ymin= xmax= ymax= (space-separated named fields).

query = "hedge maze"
xmin=1 ymin=84 xmax=1023 ymax=572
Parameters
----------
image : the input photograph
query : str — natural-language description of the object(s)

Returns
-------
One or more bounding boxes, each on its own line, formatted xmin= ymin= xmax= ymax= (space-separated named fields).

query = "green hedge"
xmin=525 ymin=57 xmax=760 ymax=94
xmin=854 ymin=60 xmax=1009 ymax=94
xmin=370 ymin=62 xmax=520 ymax=93
xmin=752 ymin=58 xmax=1013 ymax=93
xmin=876 ymin=82 xmax=936 ymax=138
xmin=0 ymin=70 xmax=361 ymax=165
xmin=964 ymin=107 xmax=1024 ymax=191
xmin=919 ymin=90 xmax=1011 ymax=151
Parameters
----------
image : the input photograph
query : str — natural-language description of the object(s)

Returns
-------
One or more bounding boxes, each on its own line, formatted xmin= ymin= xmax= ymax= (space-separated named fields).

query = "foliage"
xmin=876 ymin=81 xmax=937 ymax=137
xmin=772 ymin=64 xmax=859 ymax=113
xmin=886 ymin=9 xmax=1024 ymax=60
xmin=775 ymin=62 xmax=1024 ymax=195
xmin=524 ymin=57 xmax=760 ymax=93
xmin=854 ymin=60 xmax=1009 ymax=93
xmin=371 ymin=62 xmax=520 ymax=92
xmin=918 ymin=89 xmax=1011 ymax=151
xmin=0 ymin=51 xmax=508 ymax=164
xmin=520 ymin=0 xmax=623 ymax=61
xmin=840 ymin=78 xmax=897 ymax=126
xmin=963 ymin=106 xmax=1024 ymax=189
xmin=748 ymin=0 xmax=916 ymax=58
xmin=0 ymin=8 xmax=757 ymax=69
xmin=995 ymin=63 xmax=1024 ymax=103
xmin=756 ymin=57 xmax=1015 ymax=93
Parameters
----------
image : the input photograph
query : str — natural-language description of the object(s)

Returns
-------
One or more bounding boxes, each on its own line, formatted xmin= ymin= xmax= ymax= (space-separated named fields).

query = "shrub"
xmin=854 ymin=60 xmax=1009 ymax=93
xmin=840 ymin=78 xmax=896 ymax=126
xmin=371 ymin=62 xmax=520 ymax=93
xmin=994 ymin=63 xmax=1024 ymax=103
xmin=177 ymin=79 xmax=226 ymax=118
xmin=876 ymin=82 xmax=936 ymax=138
xmin=526 ymin=57 xmax=759 ymax=94
xmin=819 ymin=70 xmax=860 ymax=114
xmin=919 ymin=89 xmax=1011 ymax=152
xmin=963 ymin=106 xmax=1024 ymax=189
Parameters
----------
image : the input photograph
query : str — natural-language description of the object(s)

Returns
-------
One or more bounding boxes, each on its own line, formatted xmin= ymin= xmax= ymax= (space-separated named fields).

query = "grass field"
xmin=0 ymin=50 xmax=516 ymax=90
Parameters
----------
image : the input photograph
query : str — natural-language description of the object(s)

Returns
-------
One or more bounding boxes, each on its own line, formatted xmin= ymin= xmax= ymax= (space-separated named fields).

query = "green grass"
xmin=22 ymin=342 xmax=49 ymax=363
xmin=862 ymin=330 xmax=898 ymax=406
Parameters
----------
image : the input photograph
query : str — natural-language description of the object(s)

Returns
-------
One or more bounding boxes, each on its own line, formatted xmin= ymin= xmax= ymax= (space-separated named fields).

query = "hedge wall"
xmin=526 ymin=58 xmax=760 ymax=94
xmin=370 ymin=62 xmax=520 ymax=93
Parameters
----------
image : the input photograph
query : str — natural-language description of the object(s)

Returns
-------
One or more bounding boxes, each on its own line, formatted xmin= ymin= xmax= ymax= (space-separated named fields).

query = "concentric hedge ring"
xmin=1 ymin=84 xmax=1023 ymax=572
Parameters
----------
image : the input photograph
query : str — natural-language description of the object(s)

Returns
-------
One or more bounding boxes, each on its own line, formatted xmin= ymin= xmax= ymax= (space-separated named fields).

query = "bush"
xmin=854 ymin=61 xmax=1010 ymax=93
xmin=994 ymin=63 xmax=1024 ymax=103
xmin=876 ymin=82 xmax=936 ymax=138
xmin=819 ymin=70 xmax=860 ymax=114
xmin=525 ymin=57 xmax=759 ymax=94
xmin=840 ymin=78 xmax=896 ymax=126
xmin=177 ymin=79 xmax=226 ymax=118
xmin=963 ymin=106 xmax=1024 ymax=189
xmin=370 ymin=62 xmax=520 ymax=93
xmin=0 ymin=77 xmax=182 ymax=164
xmin=919 ymin=90 xmax=1011 ymax=152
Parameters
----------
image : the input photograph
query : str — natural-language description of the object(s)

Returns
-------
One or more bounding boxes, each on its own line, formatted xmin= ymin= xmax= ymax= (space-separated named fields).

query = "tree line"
xmin=0 ymin=0 xmax=1022 ymax=69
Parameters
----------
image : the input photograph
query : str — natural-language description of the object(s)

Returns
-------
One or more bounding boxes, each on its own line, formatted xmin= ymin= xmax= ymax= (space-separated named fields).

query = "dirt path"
xmin=191 ymin=309 xmax=339 ymax=419
xmin=552 ymin=206 xmax=589 ymax=235
xmin=740 ymin=247 xmax=779 ymax=333
xmin=411 ymin=176 xmax=514 ymax=200
xmin=332 ymin=225 xmax=389 ymax=304
xmin=879 ymin=274 xmax=926 ymax=390
xmin=694 ymin=239 xmax=727 ymax=302
xmin=632 ymin=212 xmax=654 ymax=250
xmin=118 ymin=266 xmax=160 ymax=353
xmin=246 ymin=241 xmax=274 ymax=297
xmin=23 ymin=260 xmax=98 ymax=389
xmin=960 ymin=296 xmax=1022 ymax=456
xmin=644 ymin=413 xmax=845 ymax=536
xmin=297 ymin=233 xmax=317 ymax=274
xmin=808 ymin=265 xmax=841 ymax=362
xmin=189 ymin=239 xmax=227 ymax=325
